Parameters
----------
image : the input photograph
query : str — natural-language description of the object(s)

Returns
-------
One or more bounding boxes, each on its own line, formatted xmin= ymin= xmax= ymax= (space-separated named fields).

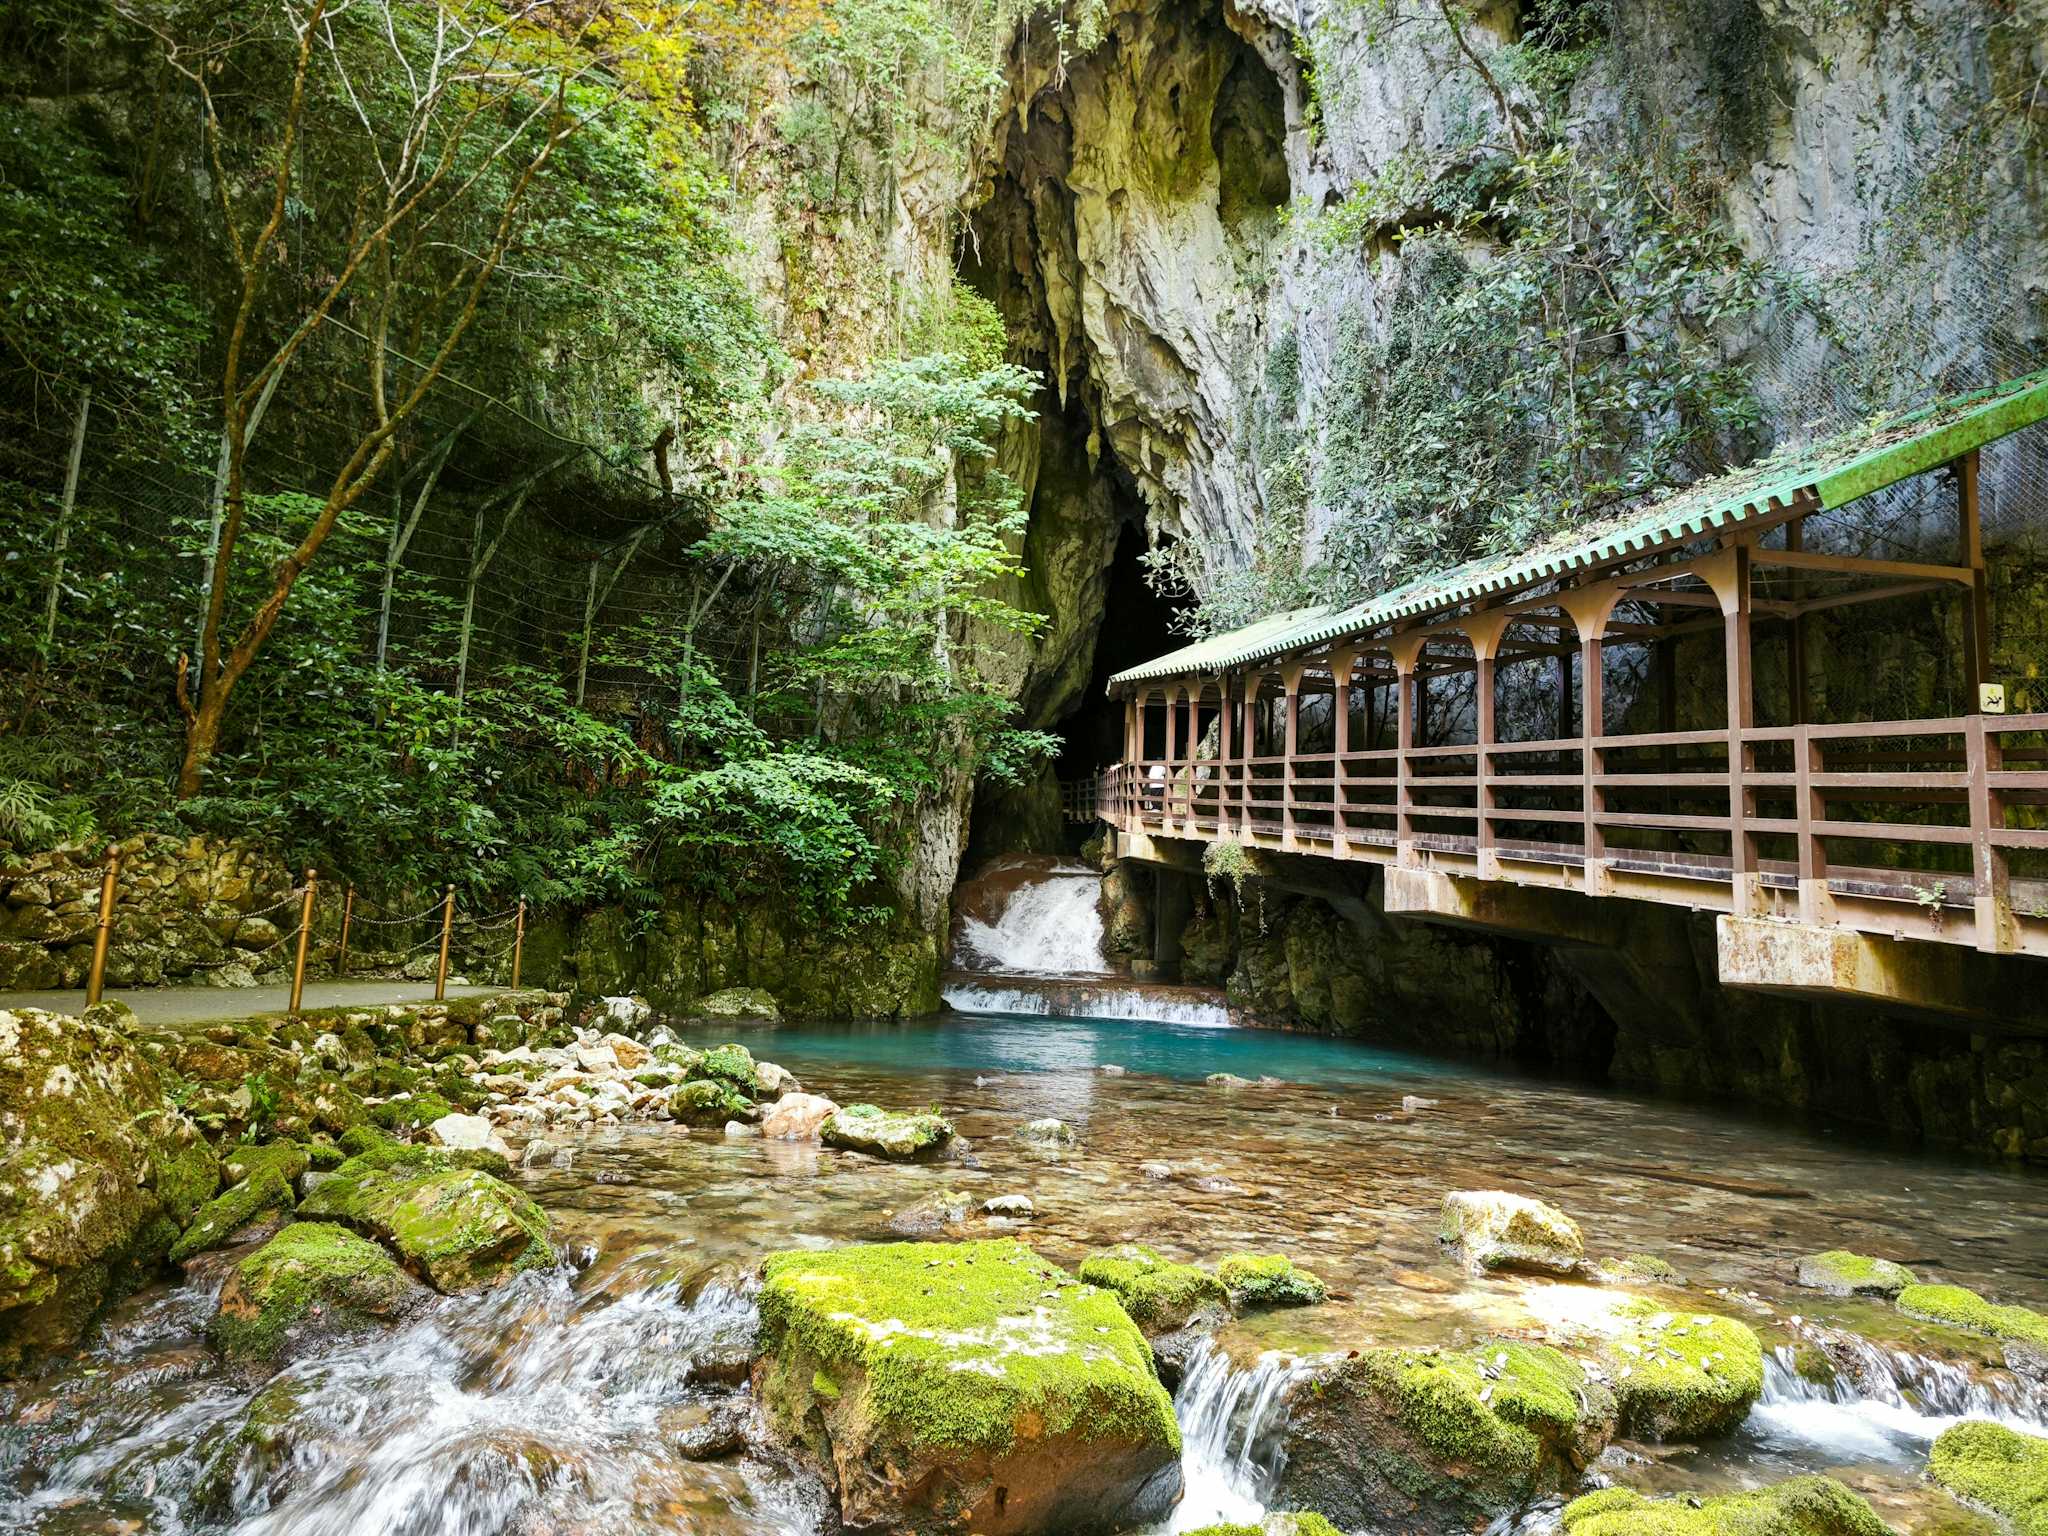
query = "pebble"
xmin=984 ymin=1194 xmax=1035 ymax=1217
xmin=1401 ymin=1095 xmax=1440 ymax=1112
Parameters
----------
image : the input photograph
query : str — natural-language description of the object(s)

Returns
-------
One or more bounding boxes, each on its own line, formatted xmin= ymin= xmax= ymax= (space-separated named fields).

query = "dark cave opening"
xmin=1057 ymin=519 xmax=1185 ymax=784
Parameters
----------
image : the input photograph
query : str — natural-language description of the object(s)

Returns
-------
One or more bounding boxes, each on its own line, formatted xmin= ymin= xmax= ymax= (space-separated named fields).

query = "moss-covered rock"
xmin=1016 ymin=1116 xmax=1077 ymax=1148
xmin=1599 ymin=1300 xmax=1764 ymax=1440
xmin=821 ymin=1102 xmax=953 ymax=1161
xmin=1217 ymin=1253 xmax=1328 ymax=1310
xmin=691 ymin=1042 xmax=760 ymax=1096
xmin=221 ymin=1141 xmax=312 ymax=1189
xmin=367 ymin=1092 xmax=459 ymax=1132
xmin=297 ymin=1149 xmax=551 ymax=1293
xmin=1275 ymin=1340 xmax=1616 ymax=1531
xmin=1930 ymin=1420 xmax=2048 ymax=1535
xmin=1561 ymin=1476 xmax=1893 ymax=1534
xmin=1079 ymin=1244 xmax=1229 ymax=1334
xmin=1898 ymin=1283 xmax=2048 ymax=1379
xmin=169 ymin=1168 xmax=296 ymax=1264
xmin=0 ymin=1005 xmax=220 ymax=1372
xmin=1439 ymin=1190 xmax=1583 ymax=1275
xmin=1796 ymin=1250 xmax=1916 ymax=1299
xmin=207 ymin=1221 xmax=431 ymax=1361
xmin=672 ymin=1077 xmax=755 ymax=1127
xmin=752 ymin=1239 xmax=1181 ymax=1534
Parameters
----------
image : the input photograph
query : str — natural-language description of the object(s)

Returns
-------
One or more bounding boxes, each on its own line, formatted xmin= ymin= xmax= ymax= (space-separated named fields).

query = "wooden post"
xmin=1218 ymin=673 xmax=1237 ymax=834
xmin=288 ymin=868 xmax=316 ymax=1014
xmin=1706 ymin=545 xmax=1760 ymax=915
xmin=1462 ymin=612 xmax=1513 ymax=879
xmin=1787 ymin=518 xmax=1809 ymax=726
xmin=1389 ymin=635 xmax=1427 ymax=866
xmin=1561 ymin=589 xmax=1620 ymax=895
xmin=511 ymin=899 xmax=527 ymax=988
xmin=1330 ymin=651 xmax=1352 ymax=852
xmin=1795 ymin=728 xmax=1833 ymax=925
xmin=1967 ymin=714 xmax=2013 ymax=952
xmin=434 ymin=884 xmax=456 ymax=1001
xmin=337 ymin=885 xmax=354 ymax=978
xmin=1163 ymin=687 xmax=1181 ymax=828
xmin=1281 ymin=665 xmax=1302 ymax=845
xmin=1958 ymin=449 xmax=1991 ymax=706
xmin=85 ymin=844 xmax=119 ymax=1007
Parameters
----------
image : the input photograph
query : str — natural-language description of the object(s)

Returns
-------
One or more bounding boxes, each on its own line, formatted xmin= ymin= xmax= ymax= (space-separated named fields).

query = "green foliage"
xmin=1302 ymin=142 xmax=1781 ymax=603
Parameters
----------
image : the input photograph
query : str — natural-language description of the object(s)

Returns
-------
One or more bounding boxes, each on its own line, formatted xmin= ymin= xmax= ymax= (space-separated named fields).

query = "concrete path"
xmin=0 ymin=980 xmax=507 ymax=1026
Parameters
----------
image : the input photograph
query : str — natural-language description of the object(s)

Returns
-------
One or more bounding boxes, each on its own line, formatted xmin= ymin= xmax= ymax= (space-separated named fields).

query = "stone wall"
xmin=0 ymin=835 xmax=300 ymax=991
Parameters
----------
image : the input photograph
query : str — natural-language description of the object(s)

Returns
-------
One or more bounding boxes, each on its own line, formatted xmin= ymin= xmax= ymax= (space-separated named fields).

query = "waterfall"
xmin=1164 ymin=1339 xmax=1314 ymax=1531
xmin=953 ymin=861 xmax=1111 ymax=975
xmin=1748 ymin=1338 xmax=2048 ymax=1463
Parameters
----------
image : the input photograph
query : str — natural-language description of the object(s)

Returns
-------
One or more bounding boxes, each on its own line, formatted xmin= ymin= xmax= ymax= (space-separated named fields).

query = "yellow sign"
xmin=1980 ymin=683 xmax=2007 ymax=714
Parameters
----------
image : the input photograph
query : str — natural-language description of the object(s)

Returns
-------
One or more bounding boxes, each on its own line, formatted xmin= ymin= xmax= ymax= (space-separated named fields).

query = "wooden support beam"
xmin=1959 ymin=448 xmax=1991 ymax=706
xmin=1752 ymin=547 xmax=1975 ymax=586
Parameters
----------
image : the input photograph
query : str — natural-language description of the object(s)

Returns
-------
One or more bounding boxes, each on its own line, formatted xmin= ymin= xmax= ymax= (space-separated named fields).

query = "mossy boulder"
xmin=1439 ymin=1190 xmax=1583 ymax=1275
xmin=1599 ymin=1300 xmax=1764 ymax=1440
xmin=207 ymin=1221 xmax=431 ymax=1361
xmin=169 ymin=1167 xmax=296 ymax=1263
xmin=221 ymin=1140 xmax=313 ymax=1189
xmin=367 ymin=1092 xmax=459 ymax=1133
xmin=1930 ymin=1420 xmax=2048 ymax=1534
xmin=1217 ymin=1253 xmax=1327 ymax=1310
xmin=1079 ymin=1244 xmax=1229 ymax=1335
xmin=1898 ymin=1283 xmax=2048 ymax=1378
xmin=752 ymin=1239 xmax=1181 ymax=1534
xmin=1796 ymin=1250 xmax=1916 ymax=1299
xmin=672 ymin=1077 xmax=755 ymax=1127
xmin=296 ymin=1147 xmax=551 ymax=1293
xmin=821 ymin=1103 xmax=953 ymax=1161
xmin=692 ymin=1041 xmax=761 ymax=1095
xmin=0 ymin=1005 xmax=220 ymax=1372
xmin=1561 ymin=1476 xmax=1893 ymax=1534
xmin=1275 ymin=1340 xmax=1616 ymax=1532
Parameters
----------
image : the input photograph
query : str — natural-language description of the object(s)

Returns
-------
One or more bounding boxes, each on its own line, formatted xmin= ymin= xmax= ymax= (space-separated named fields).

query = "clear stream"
xmin=5 ymin=1008 xmax=2047 ymax=1534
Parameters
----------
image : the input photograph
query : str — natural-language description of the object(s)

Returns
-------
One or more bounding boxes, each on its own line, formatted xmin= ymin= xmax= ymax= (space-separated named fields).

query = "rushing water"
xmin=953 ymin=860 xmax=1112 ymax=976
xmin=5 ymin=1007 xmax=2047 ymax=1534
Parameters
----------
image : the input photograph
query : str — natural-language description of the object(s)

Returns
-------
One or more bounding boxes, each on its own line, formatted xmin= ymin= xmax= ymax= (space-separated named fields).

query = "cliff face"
xmin=971 ymin=0 xmax=2047 ymax=610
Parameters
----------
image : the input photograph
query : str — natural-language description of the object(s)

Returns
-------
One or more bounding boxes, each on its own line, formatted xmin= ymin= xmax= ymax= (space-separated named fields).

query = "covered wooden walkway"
xmin=1099 ymin=373 xmax=2048 ymax=1005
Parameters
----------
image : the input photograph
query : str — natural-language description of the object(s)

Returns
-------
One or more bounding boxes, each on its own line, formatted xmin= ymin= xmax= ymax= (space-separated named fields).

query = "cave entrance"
xmin=1057 ymin=520 xmax=1184 ymax=789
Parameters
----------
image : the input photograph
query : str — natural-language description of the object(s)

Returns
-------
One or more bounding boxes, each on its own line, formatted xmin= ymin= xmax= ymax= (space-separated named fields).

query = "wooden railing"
xmin=1097 ymin=712 xmax=2048 ymax=954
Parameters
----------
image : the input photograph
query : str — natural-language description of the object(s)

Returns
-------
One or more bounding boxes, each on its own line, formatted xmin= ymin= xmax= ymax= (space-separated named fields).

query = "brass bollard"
xmin=336 ymin=884 xmax=354 ymax=979
xmin=434 ymin=884 xmax=456 ymax=1001
xmin=288 ymin=868 xmax=317 ymax=1015
xmin=84 ymin=844 xmax=120 ymax=1007
xmin=510 ymin=899 xmax=526 ymax=989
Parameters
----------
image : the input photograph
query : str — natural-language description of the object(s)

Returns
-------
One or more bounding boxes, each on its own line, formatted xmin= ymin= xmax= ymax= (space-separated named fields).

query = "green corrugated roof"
xmin=1111 ymin=369 xmax=2048 ymax=691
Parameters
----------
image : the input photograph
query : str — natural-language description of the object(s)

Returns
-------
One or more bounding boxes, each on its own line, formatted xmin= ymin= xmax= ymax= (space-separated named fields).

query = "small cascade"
xmin=946 ymin=854 xmax=1233 ymax=1026
xmin=942 ymin=975 xmax=1232 ymax=1028
xmin=1165 ymin=1339 xmax=1314 ymax=1531
xmin=953 ymin=857 xmax=1112 ymax=976
xmin=1749 ymin=1338 xmax=2048 ymax=1463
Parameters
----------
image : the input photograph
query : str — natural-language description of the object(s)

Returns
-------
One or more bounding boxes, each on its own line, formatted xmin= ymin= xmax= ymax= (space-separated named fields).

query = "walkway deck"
xmin=0 ymin=981 xmax=506 ymax=1026
xmin=1099 ymin=373 xmax=2048 ymax=1008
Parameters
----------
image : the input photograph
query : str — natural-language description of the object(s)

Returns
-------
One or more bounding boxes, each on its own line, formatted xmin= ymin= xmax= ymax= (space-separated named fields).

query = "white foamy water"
xmin=1161 ymin=1340 xmax=1315 ymax=1532
xmin=954 ymin=864 xmax=1110 ymax=975
xmin=943 ymin=980 xmax=1232 ymax=1028
xmin=1748 ymin=1338 xmax=2048 ymax=1463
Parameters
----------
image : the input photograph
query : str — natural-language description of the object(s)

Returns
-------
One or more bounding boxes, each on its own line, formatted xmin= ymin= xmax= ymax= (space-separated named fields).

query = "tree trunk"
xmin=177 ymin=685 xmax=230 ymax=797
